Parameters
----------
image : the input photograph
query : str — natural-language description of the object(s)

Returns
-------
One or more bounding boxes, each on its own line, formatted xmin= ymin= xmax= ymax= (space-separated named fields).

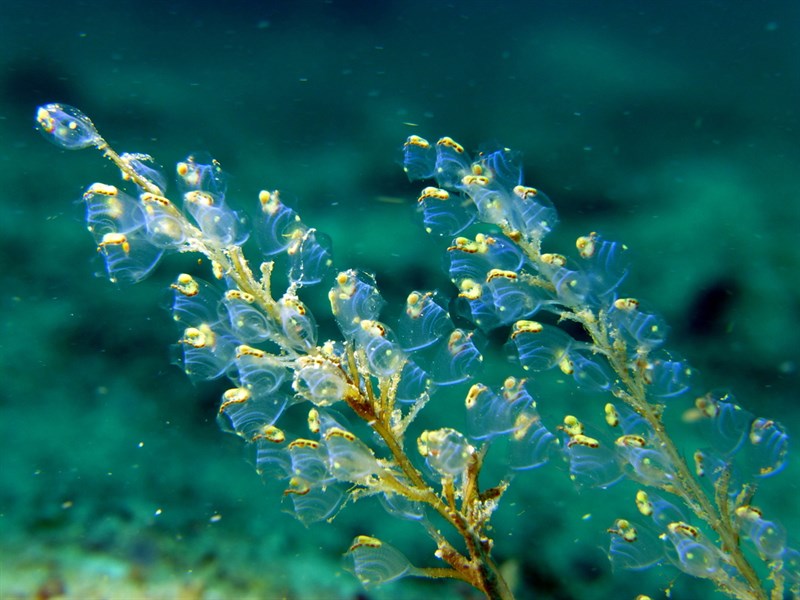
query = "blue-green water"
xmin=1 ymin=2 xmax=798 ymax=599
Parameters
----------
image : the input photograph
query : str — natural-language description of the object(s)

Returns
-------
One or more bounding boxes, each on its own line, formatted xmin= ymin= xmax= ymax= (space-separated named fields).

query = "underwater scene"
xmin=2 ymin=1 xmax=799 ymax=599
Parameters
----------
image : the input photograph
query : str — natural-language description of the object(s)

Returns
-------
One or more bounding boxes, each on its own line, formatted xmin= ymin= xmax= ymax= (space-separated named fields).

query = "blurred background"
xmin=1 ymin=1 xmax=798 ymax=598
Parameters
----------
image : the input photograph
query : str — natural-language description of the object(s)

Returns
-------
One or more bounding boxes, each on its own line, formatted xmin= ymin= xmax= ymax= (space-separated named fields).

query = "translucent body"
xmin=418 ymin=427 xmax=474 ymax=479
xmin=170 ymin=278 xmax=238 ymax=381
xmin=662 ymin=524 xmax=724 ymax=579
xmin=396 ymin=292 xmax=451 ymax=352
xmin=83 ymin=184 xmax=165 ymax=283
xmin=35 ymin=103 xmax=100 ymax=149
xmin=343 ymin=536 xmax=418 ymax=587
xmin=292 ymin=357 xmax=350 ymax=406
xmin=735 ymin=506 xmax=788 ymax=559
xmin=256 ymin=191 xmax=332 ymax=285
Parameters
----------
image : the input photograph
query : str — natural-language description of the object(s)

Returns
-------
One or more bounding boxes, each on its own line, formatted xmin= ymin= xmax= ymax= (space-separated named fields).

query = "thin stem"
xmin=418 ymin=567 xmax=473 ymax=583
xmin=507 ymin=223 xmax=766 ymax=600
xmin=96 ymin=139 xmax=164 ymax=197
xmin=340 ymin=344 xmax=512 ymax=598
xmin=584 ymin=317 xmax=766 ymax=600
